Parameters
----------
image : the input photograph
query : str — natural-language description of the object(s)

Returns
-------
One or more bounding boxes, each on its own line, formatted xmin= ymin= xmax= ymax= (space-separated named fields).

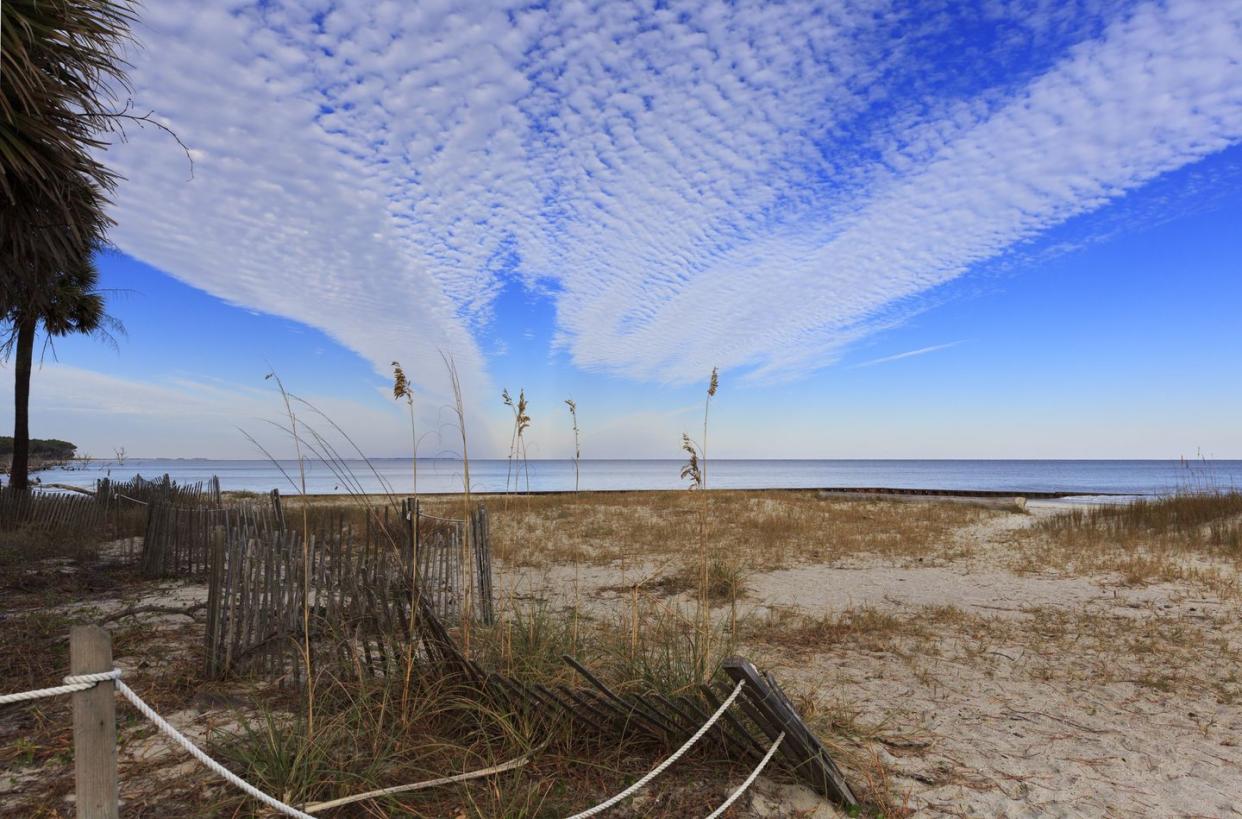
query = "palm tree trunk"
xmin=10 ymin=317 xmax=37 ymax=491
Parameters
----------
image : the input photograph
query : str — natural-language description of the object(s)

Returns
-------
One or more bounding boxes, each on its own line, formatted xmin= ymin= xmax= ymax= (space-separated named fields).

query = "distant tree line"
xmin=0 ymin=437 xmax=76 ymax=461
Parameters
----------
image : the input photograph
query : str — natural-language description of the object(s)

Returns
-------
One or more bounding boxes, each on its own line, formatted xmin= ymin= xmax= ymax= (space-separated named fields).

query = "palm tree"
xmin=1 ymin=0 xmax=136 ymax=489
xmin=4 ymin=257 xmax=120 ymax=488
xmin=1 ymin=0 xmax=134 ymax=203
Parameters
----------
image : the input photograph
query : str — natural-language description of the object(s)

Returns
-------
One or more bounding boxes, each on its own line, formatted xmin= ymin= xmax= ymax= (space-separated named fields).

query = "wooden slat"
xmin=723 ymin=657 xmax=857 ymax=807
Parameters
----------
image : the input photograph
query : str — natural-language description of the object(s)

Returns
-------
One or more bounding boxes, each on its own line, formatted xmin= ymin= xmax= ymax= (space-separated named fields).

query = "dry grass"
xmin=1037 ymin=492 xmax=1242 ymax=555
xmin=1009 ymin=492 xmax=1242 ymax=596
xmin=478 ymin=489 xmax=994 ymax=571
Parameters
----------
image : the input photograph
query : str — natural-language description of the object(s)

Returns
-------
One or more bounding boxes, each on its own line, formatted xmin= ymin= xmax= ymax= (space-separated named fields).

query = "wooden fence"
xmin=0 ymin=485 xmax=149 ymax=544
xmin=0 ymin=486 xmax=106 ymax=533
xmin=140 ymin=497 xmax=282 ymax=578
xmin=415 ymin=599 xmax=859 ymax=808
xmin=139 ymin=489 xmax=282 ymax=578
xmin=411 ymin=500 xmax=495 ymax=627
xmin=97 ymin=474 xmax=222 ymax=508
xmin=192 ymin=499 xmax=855 ymax=807
xmin=203 ymin=501 xmax=494 ymax=679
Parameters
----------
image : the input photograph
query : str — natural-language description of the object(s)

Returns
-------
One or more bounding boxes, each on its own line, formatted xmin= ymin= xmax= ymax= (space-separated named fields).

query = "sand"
xmin=507 ymin=505 xmax=1242 ymax=817
xmin=7 ymin=499 xmax=1240 ymax=817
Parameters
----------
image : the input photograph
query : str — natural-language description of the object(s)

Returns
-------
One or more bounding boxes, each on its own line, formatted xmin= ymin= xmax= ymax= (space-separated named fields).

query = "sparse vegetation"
xmin=484 ymin=489 xmax=993 ymax=570
xmin=7 ymin=485 xmax=1242 ymax=817
xmin=1011 ymin=491 xmax=1242 ymax=594
xmin=1037 ymin=490 xmax=1242 ymax=556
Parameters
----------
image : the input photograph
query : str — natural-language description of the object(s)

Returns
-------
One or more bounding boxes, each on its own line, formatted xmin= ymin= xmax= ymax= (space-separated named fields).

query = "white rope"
xmin=302 ymin=752 xmax=531 ymax=812
xmin=703 ymin=732 xmax=785 ymax=819
xmin=2 ymin=668 xmax=315 ymax=818
xmin=565 ymin=679 xmax=746 ymax=819
xmin=0 ymin=670 xmax=121 ymax=706
xmin=112 ymin=678 xmax=318 ymax=819
xmin=3 ymin=667 xmax=774 ymax=819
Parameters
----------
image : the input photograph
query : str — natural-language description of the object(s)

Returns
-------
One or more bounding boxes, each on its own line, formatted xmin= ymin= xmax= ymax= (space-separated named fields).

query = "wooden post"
xmin=270 ymin=489 xmax=285 ymax=530
xmin=71 ymin=625 xmax=118 ymax=819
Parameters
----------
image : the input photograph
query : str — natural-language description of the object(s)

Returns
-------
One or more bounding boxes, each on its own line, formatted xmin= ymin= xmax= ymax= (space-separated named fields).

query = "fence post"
xmin=71 ymin=625 xmax=118 ymax=819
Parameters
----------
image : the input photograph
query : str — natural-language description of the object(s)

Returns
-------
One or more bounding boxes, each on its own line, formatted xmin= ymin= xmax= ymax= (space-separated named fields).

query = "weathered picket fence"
xmin=413 ymin=501 xmax=495 ymax=627
xmin=202 ymin=500 xmax=495 ymax=679
xmin=140 ymin=497 xmax=283 ymax=578
xmin=97 ymin=474 xmax=222 ymax=508
xmin=0 ymin=484 xmax=149 ymax=544
xmin=0 ymin=486 xmax=107 ymax=533
xmin=139 ymin=490 xmax=283 ymax=578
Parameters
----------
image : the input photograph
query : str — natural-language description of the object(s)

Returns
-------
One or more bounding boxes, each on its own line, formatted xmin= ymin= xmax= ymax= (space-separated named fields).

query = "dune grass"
xmin=1037 ymin=491 xmax=1242 ymax=555
xmin=474 ymin=489 xmax=994 ymax=572
xmin=1010 ymin=491 xmax=1242 ymax=595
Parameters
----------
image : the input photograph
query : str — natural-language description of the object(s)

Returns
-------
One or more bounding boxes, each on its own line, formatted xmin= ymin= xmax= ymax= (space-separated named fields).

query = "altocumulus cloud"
xmin=104 ymin=0 xmax=1242 ymax=389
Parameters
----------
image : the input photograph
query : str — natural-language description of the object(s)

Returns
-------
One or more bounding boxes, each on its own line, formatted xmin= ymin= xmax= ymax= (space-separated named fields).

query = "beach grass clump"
xmin=1018 ymin=492 xmax=1242 ymax=592
xmin=1039 ymin=491 xmax=1242 ymax=555
xmin=211 ymin=670 xmax=551 ymax=816
xmin=208 ymin=622 xmax=742 ymax=817
xmin=485 ymin=489 xmax=995 ymax=571
xmin=743 ymin=605 xmax=937 ymax=658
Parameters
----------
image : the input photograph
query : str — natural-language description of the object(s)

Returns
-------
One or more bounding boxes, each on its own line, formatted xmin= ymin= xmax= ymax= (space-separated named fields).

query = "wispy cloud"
xmin=853 ymin=341 xmax=963 ymax=368
xmin=103 ymin=0 xmax=1242 ymax=392
xmin=0 ymin=363 xmax=408 ymax=458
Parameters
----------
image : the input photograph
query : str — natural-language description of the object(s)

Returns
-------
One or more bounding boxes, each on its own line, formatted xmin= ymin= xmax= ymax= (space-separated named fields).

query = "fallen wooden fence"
xmin=419 ymin=603 xmax=860 ymax=810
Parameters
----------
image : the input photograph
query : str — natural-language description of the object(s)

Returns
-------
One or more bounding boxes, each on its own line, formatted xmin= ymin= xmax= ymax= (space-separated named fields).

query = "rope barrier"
xmin=0 ymin=670 xmax=121 ymax=706
xmin=564 ymin=679 xmax=746 ymax=819
xmin=3 ymin=669 xmax=772 ymax=819
xmin=301 ymin=753 xmax=531 ymax=812
xmin=3 ymin=670 xmax=523 ymax=819
xmin=704 ymin=732 xmax=785 ymax=819
xmin=1 ymin=670 xmax=314 ymax=817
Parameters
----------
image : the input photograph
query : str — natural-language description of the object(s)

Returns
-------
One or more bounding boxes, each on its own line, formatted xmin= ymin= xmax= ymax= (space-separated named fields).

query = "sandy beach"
xmin=3 ymin=491 xmax=1240 ymax=816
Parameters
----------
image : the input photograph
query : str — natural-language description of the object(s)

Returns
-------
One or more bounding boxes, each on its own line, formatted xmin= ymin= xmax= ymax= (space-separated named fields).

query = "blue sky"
xmin=5 ymin=0 xmax=1242 ymax=459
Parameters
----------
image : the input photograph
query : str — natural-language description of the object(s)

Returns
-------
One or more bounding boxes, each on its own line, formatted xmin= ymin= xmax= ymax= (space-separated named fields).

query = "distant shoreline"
xmin=274 ymin=486 xmax=1121 ymax=502
xmin=29 ymin=457 xmax=1233 ymax=497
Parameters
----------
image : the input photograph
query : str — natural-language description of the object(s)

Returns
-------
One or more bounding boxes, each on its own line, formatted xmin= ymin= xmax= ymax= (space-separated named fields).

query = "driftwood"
xmin=99 ymin=602 xmax=207 ymax=624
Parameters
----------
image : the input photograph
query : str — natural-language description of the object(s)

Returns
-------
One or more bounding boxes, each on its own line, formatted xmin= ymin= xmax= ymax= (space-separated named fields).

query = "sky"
xmin=5 ymin=0 xmax=1242 ymax=460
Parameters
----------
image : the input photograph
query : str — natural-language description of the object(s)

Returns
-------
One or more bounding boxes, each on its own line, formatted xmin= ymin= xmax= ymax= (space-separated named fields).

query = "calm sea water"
xmin=29 ymin=458 xmax=1242 ymax=497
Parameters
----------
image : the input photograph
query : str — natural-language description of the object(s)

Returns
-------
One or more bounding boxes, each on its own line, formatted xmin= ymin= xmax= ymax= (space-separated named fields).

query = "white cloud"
xmin=557 ymin=0 xmax=1242 ymax=382
xmin=1 ymin=362 xmax=410 ymax=459
xmin=853 ymin=341 xmax=963 ymax=368
xmin=102 ymin=0 xmax=1242 ymax=396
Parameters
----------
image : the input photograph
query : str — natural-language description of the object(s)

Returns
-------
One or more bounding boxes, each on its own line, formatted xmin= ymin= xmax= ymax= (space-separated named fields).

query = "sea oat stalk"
xmin=265 ymin=370 xmax=314 ymax=739
xmin=565 ymin=398 xmax=581 ymax=492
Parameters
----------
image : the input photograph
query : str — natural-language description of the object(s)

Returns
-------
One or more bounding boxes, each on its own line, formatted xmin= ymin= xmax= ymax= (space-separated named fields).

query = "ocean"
xmin=28 ymin=458 xmax=1242 ymax=498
